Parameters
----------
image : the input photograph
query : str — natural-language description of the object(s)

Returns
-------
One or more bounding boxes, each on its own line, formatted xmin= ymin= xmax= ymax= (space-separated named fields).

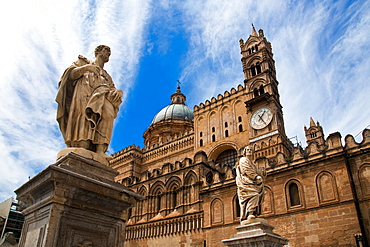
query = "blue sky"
xmin=0 ymin=0 xmax=369 ymax=202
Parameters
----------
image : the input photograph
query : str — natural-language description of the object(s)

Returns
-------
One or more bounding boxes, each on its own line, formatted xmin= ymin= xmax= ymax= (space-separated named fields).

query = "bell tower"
xmin=240 ymin=26 xmax=292 ymax=160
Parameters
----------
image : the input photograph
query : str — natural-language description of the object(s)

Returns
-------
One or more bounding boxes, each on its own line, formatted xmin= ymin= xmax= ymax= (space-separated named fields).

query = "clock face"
xmin=250 ymin=108 xmax=273 ymax=129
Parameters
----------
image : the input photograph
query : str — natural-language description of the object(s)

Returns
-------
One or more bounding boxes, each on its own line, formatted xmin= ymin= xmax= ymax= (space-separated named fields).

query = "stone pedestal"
xmin=15 ymin=152 xmax=143 ymax=247
xmin=222 ymin=221 xmax=288 ymax=247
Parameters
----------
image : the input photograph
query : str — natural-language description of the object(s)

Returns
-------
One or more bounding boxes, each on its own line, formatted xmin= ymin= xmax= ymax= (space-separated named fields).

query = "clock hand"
xmin=258 ymin=111 xmax=266 ymax=123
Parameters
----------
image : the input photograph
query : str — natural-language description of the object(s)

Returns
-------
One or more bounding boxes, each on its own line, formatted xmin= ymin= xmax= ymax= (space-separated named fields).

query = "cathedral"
xmin=110 ymin=27 xmax=370 ymax=247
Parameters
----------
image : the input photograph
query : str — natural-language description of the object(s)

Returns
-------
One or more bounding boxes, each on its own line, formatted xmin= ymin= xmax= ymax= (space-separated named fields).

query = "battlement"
xmin=193 ymin=84 xmax=245 ymax=113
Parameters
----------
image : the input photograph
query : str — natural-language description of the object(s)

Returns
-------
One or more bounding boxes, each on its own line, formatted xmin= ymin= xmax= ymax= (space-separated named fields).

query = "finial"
xmin=251 ymin=23 xmax=258 ymax=36
xmin=176 ymin=79 xmax=181 ymax=92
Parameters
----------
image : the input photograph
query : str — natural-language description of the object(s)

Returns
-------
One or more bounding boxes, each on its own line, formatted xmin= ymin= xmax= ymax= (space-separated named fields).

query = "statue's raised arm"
xmin=56 ymin=45 xmax=123 ymax=158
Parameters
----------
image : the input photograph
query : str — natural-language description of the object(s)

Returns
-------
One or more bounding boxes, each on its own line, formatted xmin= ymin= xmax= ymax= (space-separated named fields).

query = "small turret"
xmin=304 ymin=117 xmax=326 ymax=147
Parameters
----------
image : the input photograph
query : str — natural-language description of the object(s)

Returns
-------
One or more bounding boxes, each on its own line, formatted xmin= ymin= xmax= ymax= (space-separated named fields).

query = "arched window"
xmin=215 ymin=149 xmax=237 ymax=167
xmin=256 ymin=62 xmax=262 ymax=74
xmin=200 ymin=132 xmax=203 ymax=137
xmin=225 ymin=130 xmax=229 ymax=137
xmin=239 ymin=124 xmax=243 ymax=132
xmin=289 ymin=182 xmax=301 ymax=207
xmin=254 ymin=88 xmax=259 ymax=97
xmin=225 ymin=122 xmax=228 ymax=128
xmin=155 ymin=193 xmax=162 ymax=214
xmin=200 ymin=139 xmax=203 ymax=147
xmin=212 ymin=134 xmax=216 ymax=142
xmin=238 ymin=116 xmax=242 ymax=122
xmin=172 ymin=191 xmax=177 ymax=208
xmin=259 ymin=85 xmax=264 ymax=95
xmin=212 ymin=127 xmax=215 ymax=132
xmin=251 ymin=65 xmax=256 ymax=76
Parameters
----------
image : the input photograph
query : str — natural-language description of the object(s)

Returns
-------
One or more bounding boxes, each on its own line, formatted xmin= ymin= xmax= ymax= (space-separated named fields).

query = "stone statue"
xmin=56 ymin=45 xmax=123 ymax=156
xmin=235 ymin=146 xmax=266 ymax=223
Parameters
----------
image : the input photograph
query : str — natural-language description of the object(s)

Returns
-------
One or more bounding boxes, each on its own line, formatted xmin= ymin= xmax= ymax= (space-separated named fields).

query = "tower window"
xmin=200 ymin=139 xmax=203 ymax=147
xmin=212 ymin=127 xmax=215 ymax=132
xmin=200 ymin=132 xmax=203 ymax=137
xmin=254 ymin=88 xmax=259 ymax=97
xmin=212 ymin=134 xmax=216 ymax=142
xmin=225 ymin=122 xmax=228 ymax=128
xmin=225 ymin=130 xmax=229 ymax=137
xmin=251 ymin=65 xmax=256 ymax=76
xmin=238 ymin=116 xmax=242 ymax=122
xmin=259 ymin=85 xmax=265 ymax=95
xmin=256 ymin=62 xmax=262 ymax=74
xmin=239 ymin=124 xmax=243 ymax=132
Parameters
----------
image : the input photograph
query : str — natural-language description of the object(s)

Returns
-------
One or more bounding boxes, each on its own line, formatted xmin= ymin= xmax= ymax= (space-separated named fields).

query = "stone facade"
xmin=110 ymin=27 xmax=370 ymax=247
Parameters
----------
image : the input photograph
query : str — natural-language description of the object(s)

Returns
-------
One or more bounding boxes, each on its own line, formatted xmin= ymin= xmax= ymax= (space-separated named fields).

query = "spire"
xmin=309 ymin=117 xmax=316 ymax=127
xmin=251 ymin=23 xmax=258 ymax=36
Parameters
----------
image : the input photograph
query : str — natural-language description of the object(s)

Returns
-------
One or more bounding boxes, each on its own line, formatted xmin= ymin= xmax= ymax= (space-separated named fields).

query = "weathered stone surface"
xmin=15 ymin=153 xmax=143 ymax=247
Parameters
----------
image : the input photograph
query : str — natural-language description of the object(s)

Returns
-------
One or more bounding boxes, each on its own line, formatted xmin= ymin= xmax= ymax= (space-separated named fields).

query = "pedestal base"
xmin=15 ymin=152 xmax=143 ymax=247
xmin=222 ymin=221 xmax=288 ymax=247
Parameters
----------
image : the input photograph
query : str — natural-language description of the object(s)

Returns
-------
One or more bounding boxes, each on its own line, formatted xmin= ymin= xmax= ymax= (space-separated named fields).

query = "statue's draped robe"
xmin=236 ymin=157 xmax=265 ymax=220
xmin=56 ymin=56 xmax=121 ymax=147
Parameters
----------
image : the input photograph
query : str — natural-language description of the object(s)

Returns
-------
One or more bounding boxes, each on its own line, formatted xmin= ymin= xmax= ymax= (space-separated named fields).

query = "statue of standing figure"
xmin=235 ymin=146 xmax=266 ymax=223
xmin=56 ymin=45 xmax=123 ymax=156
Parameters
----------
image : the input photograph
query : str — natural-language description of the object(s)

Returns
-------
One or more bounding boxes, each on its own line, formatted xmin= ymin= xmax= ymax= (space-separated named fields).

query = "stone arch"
xmin=149 ymin=181 xmax=165 ymax=216
xmin=166 ymin=176 xmax=182 ymax=210
xmin=208 ymin=142 xmax=239 ymax=162
xmin=316 ymin=171 xmax=338 ymax=203
xmin=359 ymin=164 xmax=370 ymax=197
xmin=285 ymin=179 xmax=305 ymax=209
xmin=211 ymin=198 xmax=224 ymax=225
xmin=184 ymin=171 xmax=198 ymax=206
xmin=184 ymin=170 xmax=198 ymax=185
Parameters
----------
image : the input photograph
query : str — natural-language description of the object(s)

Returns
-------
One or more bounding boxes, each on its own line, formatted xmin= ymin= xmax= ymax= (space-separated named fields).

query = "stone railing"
xmin=125 ymin=212 xmax=203 ymax=240
xmin=142 ymin=134 xmax=194 ymax=163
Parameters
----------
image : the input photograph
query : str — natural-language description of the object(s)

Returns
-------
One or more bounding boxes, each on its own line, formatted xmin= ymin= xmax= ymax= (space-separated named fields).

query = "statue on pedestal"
xmin=56 ymin=45 xmax=123 ymax=156
xmin=235 ymin=146 xmax=266 ymax=223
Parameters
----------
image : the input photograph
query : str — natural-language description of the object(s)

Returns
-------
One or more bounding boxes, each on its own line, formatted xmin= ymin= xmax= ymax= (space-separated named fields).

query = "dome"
xmin=151 ymin=104 xmax=194 ymax=125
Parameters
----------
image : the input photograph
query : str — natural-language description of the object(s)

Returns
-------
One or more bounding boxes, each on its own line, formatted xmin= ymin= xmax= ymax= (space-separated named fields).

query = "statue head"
xmin=94 ymin=45 xmax=111 ymax=63
xmin=243 ymin=146 xmax=253 ymax=156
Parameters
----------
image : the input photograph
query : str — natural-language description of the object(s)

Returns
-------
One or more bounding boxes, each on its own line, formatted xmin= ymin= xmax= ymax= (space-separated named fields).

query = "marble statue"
xmin=56 ymin=45 xmax=122 ymax=156
xmin=235 ymin=146 xmax=266 ymax=222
